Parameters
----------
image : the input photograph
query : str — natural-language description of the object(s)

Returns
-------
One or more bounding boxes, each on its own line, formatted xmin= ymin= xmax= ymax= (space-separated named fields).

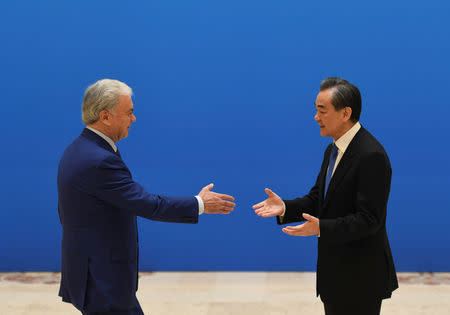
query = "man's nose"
xmin=314 ymin=112 xmax=319 ymax=121
xmin=132 ymin=113 xmax=136 ymax=122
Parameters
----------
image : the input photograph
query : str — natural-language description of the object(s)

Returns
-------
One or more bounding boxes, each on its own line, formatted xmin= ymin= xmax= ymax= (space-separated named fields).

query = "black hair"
xmin=320 ymin=77 xmax=361 ymax=122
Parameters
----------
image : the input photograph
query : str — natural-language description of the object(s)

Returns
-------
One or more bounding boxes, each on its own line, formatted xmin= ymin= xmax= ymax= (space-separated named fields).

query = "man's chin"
xmin=119 ymin=132 xmax=129 ymax=141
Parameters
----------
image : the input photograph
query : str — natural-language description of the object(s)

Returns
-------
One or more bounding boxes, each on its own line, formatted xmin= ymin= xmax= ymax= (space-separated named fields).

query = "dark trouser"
xmin=81 ymin=300 xmax=144 ymax=315
xmin=323 ymin=299 xmax=381 ymax=315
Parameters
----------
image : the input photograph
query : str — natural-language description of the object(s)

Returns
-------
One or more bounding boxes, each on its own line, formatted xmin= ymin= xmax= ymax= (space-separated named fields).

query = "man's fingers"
xmin=202 ymin=183 xmax=214 ymax=191
xmin=219 ymin=209 xmax=231 ymax=214
xmin=302 ymin=213 xmax=318 ymax=222
xmin=255 ymin=208 xmax=272 ymax=216
xmin=205 ymin=209 xmax=232 ymax=214
xmin=218 ymin=200 xmax=234 ymax=211
xmin=284 ymin=227 xmax=300 ymax=231
xmin=254 ymin=208 xmax=264 ymax=216
xmin=261 ymin=211 xmax=277 ymax=217
xmin=284 ymin=224 xmax=304 ymax=231
xmin=216 ymin=193 xmax=235 ymax=201
xmin=282 ymin=228 xmax=292 ymax=235
xmin=205 ymin=204 xmax=234 ymax=213
xmin=282 ymin=225 xmax=305 ymax=236
xmin=265 ymin=188 xmax=275 ymax=197
xmin=254 ymin=207 xmax=280 ymax=217
xmin=222 ymin=200 xmax=236 ymax=208
xmin=282 ymin=228 xmax=300 ymax=236
xmin=220 ymin=206 xmax=235 ymax=212
xmin=252 ymin=202 xmax=265 ymax=209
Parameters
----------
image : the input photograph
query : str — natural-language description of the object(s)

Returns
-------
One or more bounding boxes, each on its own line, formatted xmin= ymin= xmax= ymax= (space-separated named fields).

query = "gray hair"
xmin=82 ymin=79 xmax=133 ymax=124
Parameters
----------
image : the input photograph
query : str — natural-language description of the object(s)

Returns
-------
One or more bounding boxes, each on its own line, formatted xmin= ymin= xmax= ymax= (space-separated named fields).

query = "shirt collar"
xmin=86 ymin=126 xmax=117 ymax=152
xmin=334 ymin=122 xmax=361 ymax=154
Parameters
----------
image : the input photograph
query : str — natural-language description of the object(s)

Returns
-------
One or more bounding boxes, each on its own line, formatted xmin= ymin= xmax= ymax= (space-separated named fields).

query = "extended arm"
xmin=95 ymin=155 xmax=234 ymax=224
xmin=278 ymin=146 xmax=330 ymax=224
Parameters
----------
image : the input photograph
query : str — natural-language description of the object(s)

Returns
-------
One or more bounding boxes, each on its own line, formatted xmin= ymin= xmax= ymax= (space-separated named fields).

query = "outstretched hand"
xmin=198 ymin=183 xmax=235 ymax=214
xmin=282 ymin=213 xmax=319 ymax=236
xmin=253 ymin=188 xmax=284 ymax=217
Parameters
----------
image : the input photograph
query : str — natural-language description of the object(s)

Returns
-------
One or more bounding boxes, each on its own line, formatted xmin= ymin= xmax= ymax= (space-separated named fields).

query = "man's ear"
xmin=98 ymin=110 xmax=112 ymax=126
xmin=343 ymin=106 xmax=352 ymax=121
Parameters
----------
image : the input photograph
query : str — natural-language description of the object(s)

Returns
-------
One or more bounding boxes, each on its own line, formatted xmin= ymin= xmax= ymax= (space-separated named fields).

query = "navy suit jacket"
xmin=278 ymin=127 xmax=398 ymax=303
xmin=57 ymin=128 xmax=199 ymax=312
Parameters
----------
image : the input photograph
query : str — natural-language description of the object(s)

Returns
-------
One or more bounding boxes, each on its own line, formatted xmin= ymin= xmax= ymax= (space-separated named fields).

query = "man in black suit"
xmin=253 ymin=78 xmax=398 ymax=315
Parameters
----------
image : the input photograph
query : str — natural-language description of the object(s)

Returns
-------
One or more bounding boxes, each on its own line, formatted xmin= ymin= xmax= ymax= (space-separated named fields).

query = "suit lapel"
xmin=322 ymin=128 xmax=363 ymax=208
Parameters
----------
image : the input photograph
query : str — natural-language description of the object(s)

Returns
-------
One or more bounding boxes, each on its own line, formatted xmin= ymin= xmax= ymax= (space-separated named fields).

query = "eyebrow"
xmin=315 ymin=103 xmax=326 ymax=110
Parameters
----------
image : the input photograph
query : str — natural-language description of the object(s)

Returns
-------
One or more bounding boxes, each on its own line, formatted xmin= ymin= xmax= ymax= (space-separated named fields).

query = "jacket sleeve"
xmin=319 ymin=151 xmax=391 ymax=242
xmin=277 ymin=146 xmax=330 ymax=225
xmin=94 ymin=154 xmax=199 ymax=224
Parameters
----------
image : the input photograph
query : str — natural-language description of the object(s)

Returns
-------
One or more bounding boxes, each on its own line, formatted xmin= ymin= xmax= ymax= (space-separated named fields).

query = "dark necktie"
xmin=115 ymin=149 xmax=121 ymax=158
xmin=324 ymin=143 xmax=338 ymax=196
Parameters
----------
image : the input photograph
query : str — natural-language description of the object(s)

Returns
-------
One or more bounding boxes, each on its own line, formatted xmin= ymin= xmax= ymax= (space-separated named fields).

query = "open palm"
xmin=253 ymin=188 xmax=284 ymax=217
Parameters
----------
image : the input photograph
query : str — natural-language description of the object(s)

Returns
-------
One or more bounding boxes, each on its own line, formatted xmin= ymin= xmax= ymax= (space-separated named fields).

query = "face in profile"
xmin=108 ymin=95 xmax=136 ymax=142
xmin=314 ymin=89 xmax=351 ymax=141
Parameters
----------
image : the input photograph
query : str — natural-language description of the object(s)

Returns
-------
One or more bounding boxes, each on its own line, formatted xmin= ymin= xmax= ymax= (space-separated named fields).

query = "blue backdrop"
xmin=0 ymin=0 xmax=449 ymax=272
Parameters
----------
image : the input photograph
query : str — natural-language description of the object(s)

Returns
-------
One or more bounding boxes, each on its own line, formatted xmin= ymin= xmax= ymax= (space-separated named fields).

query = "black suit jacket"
xmin=278 ymin=126 xmax=398 ymax=303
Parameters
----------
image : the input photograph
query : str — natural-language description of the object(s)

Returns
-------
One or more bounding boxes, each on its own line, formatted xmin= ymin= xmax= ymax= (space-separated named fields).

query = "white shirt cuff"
xmin=195 ymin=195 xmax=204 ymax=215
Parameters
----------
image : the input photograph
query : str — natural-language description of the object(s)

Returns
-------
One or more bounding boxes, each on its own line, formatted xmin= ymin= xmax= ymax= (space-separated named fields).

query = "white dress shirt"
xmin=331 ymin=122 xmax=361 ymax=176
xmin=85 ymin=126 xmax=204 ymax=214
xmin=279 ymin=122 xmax=362 ymax=228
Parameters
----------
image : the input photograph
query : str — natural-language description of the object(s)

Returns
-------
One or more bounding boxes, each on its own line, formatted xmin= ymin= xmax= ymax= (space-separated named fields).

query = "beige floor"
xmin=0 ymin=272 xmax=449 ymax=315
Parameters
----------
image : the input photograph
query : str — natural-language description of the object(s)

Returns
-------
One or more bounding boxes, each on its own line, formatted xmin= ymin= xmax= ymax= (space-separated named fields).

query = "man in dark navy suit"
xmin=253 ymin=78 xmax=398 ymax=315
xmin=58 ymin=79 xmax=235 ymax=315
